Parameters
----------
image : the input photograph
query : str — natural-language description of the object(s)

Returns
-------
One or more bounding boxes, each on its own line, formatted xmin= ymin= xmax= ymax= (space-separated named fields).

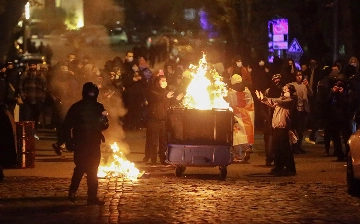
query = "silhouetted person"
xmin=63 ymin=82 xmax=109 ymax=205
xmin=0 ymin=103 xmax=18 ymax=181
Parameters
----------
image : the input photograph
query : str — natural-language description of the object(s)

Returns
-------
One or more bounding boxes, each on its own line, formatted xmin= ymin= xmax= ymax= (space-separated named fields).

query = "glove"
xmin=101 ymin=134 xmax=105 ymax=143
xmin=99 ymin=111 xmax=109 ymax=130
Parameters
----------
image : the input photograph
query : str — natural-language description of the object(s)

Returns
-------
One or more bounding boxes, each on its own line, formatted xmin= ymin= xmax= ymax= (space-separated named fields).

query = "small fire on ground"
xmin=97 ymin=142 xmax=144 ymax=180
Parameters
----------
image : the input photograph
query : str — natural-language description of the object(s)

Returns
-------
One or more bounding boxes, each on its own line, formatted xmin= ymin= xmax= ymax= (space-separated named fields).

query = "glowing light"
xmin=25 ymin=2 xmax=30 ymax=20
xmin=181 ymin=54 xmax=229 ymax=110
xmin=97 ymin=142 xmax=144 ymax=180
xmin=77 ymin=18 xmax=84 ymax=29
xmin=199 ymin=9 xmax=210 ymax=31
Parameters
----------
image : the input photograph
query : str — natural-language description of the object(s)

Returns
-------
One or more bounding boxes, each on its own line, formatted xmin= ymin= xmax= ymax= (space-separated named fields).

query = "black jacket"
xmin=63 ymin=98 xmax=108 ymax=147
xmin=147 ymin=81 xmax=181 ymax=122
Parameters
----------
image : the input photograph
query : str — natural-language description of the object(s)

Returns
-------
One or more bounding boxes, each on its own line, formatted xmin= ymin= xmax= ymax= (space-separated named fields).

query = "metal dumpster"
xmin=166 ymin=107 xmax=233 ymax=179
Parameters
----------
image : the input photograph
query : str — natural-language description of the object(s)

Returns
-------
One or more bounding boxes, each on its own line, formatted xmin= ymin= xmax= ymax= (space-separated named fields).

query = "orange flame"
xmin=181 ymin=54 xmax=229 ymax=110
xmin=97 ymin=142 xmax=144 ymax=180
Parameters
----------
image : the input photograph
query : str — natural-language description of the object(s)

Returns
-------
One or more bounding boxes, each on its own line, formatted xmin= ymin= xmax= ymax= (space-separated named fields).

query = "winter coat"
xmin=19 ymin=70 xmax=47 ymax=104
xmin=261 ymin=95 xmax=296 ymax=129
xmin=147 ymin=84 xmax=171 ymax=122
xmin=325 ymin=90 xmax=351 ymax=125
xmin=262 ymin=84 xmax=283 ymax=134
xmin=147 ymin=80 xmax=181 ymax=122
xmin=63 ymin=98 xmax=108 ymax=147
xmin=290 ymin=81 xmax=313 ymax=112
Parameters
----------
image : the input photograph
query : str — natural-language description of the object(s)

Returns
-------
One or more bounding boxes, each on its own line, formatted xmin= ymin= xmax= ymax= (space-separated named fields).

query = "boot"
xmin=68 ymin=191 xmax=76 ymax=203
xmin=243 ymin=152 xmax=250 ymax=162
xmin=52 ymin=143 xmax=62 ymax=156
xmin=243 ymin=146 xmax=253 ymax=162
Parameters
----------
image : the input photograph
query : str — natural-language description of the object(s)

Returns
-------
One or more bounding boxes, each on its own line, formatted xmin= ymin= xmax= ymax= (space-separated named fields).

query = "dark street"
xmin=1 ymin=129 xmax=359 ymax=224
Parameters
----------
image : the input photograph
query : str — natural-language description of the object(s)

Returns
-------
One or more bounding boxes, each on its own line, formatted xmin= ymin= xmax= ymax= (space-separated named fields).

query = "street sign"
xmin=268 ymin=18 xmax=289 ymax=62
xmin=268 ymin=19 xmax=289 ymax=51
xmin=287 ymin=38 xmax=303 ymax=63
xmin=287 ymin=52 xmax=302 ymax=62
xmin=288 ymin=38 xmax=303 ymax=53
xmin=273 ymin=41 xmax=288 ymax=50
xmin=268 ymin=19 xmax=288 ymax=35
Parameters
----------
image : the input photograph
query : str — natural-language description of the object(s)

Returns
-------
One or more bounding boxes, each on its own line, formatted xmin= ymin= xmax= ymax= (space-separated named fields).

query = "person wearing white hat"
xmin=227 ymin=73 xmax=255 ymax=162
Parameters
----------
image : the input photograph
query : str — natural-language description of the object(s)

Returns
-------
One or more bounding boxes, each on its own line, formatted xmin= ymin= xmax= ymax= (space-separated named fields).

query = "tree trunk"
xmin=339 ymin=0 xmax=353 ymax=57
xmin=0 ymin=0 xmax=28 ymax=63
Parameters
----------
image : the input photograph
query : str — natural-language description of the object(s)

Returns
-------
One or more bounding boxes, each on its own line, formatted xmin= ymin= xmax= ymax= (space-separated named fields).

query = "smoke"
xmin=52 ymin=0 xmax=130 ymax=145
xmin=58 ymin=0 xmax=130 ymax=68
xmin=48 ymin=60 xmax=128 ymax=154
xmin=101 ymin=88 xmax=128 ymax=154
xmin=83 ymin=0 xmax=125 ymax=26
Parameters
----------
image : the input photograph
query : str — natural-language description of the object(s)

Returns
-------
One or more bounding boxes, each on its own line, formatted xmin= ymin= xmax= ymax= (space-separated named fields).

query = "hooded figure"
xmin=322 ymin=75 xmax=352 ymax=161
xmin=63 ymin=82 xmax=109 ymax=205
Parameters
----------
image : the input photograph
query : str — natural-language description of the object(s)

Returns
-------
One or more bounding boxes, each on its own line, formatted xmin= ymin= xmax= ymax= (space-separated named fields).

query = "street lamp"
xmin=25 ymin=2 xmax=30 ymax=20
xmin=23 ymin=1 xmax=30 ymax=53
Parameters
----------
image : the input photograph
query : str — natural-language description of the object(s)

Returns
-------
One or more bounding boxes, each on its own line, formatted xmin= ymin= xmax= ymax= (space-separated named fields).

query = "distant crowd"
xmin=1 ymin=47 xmax=360 ymax=170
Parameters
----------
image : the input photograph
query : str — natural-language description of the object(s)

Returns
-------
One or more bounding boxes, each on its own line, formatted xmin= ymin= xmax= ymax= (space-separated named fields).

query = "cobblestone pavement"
xmin=118 ymin=177 xmax=360 ymax=224
xmin=1 ymin=174 xmax=360 ymax=224
xmin=1 ymin=130 xmax=360 ymax=223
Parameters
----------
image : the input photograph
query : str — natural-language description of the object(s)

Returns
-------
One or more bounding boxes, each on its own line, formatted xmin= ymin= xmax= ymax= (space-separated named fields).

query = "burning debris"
xmin=98 ymin=55 xmax=230 ymax=179
xmin=181 ymin=54 xmax=229 ymax=110
xmin=98 ymin=142 xmax=144 ymax=179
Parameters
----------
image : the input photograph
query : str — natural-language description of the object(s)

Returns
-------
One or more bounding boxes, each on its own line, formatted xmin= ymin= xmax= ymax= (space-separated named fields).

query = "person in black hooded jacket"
xmin=63 ymin=82 xmax=109 ymax=205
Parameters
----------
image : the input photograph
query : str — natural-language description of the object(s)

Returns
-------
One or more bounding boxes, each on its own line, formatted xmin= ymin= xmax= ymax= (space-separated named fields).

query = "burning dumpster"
xmin=166 ymin=107 xmax=233 ymax=179
xmin=165 ymin=54 xmax=234 ymax=180
xmin=167 ymin=107 xmax=233 ymax=146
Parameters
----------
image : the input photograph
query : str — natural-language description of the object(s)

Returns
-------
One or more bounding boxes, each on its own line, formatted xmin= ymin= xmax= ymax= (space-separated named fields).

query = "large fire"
xmin=97 ymin=142 xmax=143 ymax=180
xmin=97 ymin=55 xmax=229 ymax=179
xmin=181 ymin=54 xmax=229 ymax=110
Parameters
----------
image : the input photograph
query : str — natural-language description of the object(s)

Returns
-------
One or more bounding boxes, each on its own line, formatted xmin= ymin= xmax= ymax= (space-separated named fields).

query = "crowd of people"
xmin=1 ymin=47 xmax=360 ymax=180
xmin=252 ymin=56 xmax=360 ymax=175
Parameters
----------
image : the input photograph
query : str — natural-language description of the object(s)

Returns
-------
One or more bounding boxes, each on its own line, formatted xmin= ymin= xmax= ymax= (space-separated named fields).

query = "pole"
xmin=24 ymin=2 xmax=30 ymax=54
xmin=23 ymin=20 xmax=28 ymax=53
xmin=333 ymin=0 xmax=338 ymax=62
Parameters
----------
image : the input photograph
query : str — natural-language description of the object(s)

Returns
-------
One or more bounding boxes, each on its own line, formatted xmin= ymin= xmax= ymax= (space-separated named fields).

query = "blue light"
xmin=199 ymin=9 xmax=211 ymax=31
